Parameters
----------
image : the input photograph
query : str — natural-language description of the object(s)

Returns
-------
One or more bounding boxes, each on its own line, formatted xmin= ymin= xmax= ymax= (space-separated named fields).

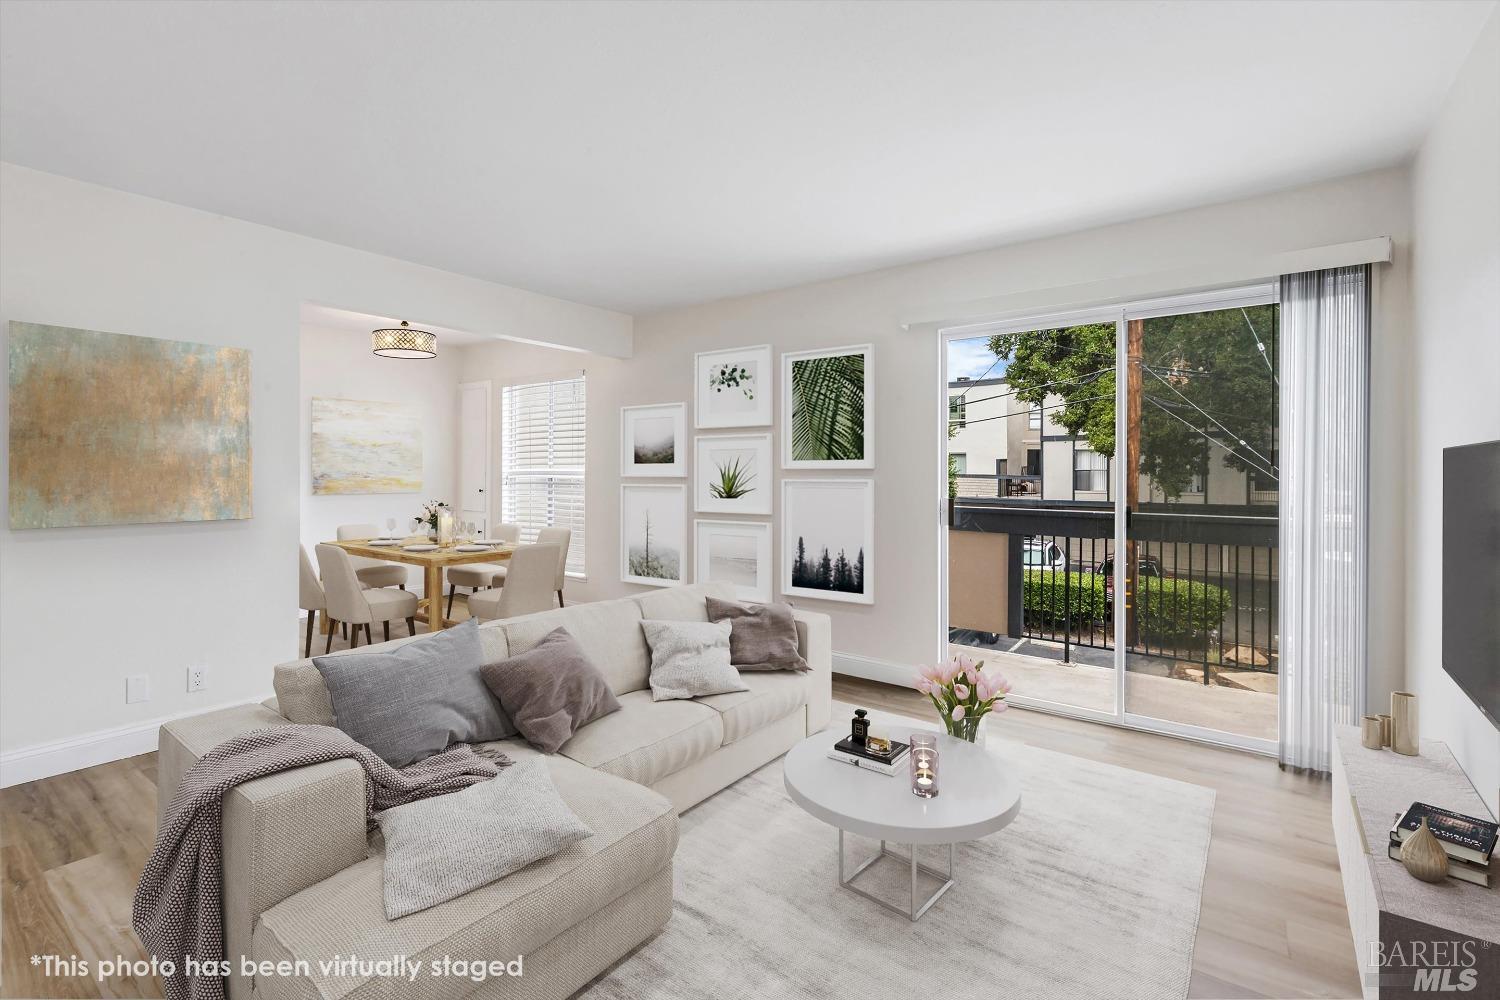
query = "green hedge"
xmin=1022 ymin=570 xmax=1228 ymax=644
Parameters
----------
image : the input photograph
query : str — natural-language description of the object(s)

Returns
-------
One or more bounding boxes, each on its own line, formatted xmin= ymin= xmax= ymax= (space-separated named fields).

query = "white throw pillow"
xmin=375 ymin=759 xmax=592 ymax=919
xmin=641 ymin=618 xmax=748 ymax=702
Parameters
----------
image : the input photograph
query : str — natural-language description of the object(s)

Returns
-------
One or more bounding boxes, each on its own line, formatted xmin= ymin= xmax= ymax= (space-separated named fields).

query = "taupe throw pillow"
xmin=641 ymin=619 xmax=748 ymax=701
xmin=376 ymin=759 xmax=592 ymax=919
xmin=706 ymin=597 xmax=809 ymax=672
xmin=313 ymin=619 xmax=515 ymax=767
xmin=480 ymin=627 xmax=621 ymax=754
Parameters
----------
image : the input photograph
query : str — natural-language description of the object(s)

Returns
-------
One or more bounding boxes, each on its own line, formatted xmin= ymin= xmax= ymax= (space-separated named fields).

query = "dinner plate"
xmin=402 ymin=543 xmax=439 ymax=552
xmin=366 ymin=538 xmax=400 ymax=546
xmin=454 ymin=544 xmax=491 ymax=552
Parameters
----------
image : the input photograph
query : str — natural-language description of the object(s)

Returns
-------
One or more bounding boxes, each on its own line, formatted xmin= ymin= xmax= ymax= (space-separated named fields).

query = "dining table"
xmin=327 ymin=536 xmax=515 ymax=631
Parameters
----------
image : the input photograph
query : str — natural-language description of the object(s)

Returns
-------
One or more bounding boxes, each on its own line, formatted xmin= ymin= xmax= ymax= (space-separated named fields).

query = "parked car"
xmin=1097 ymin=555 xmax=1164 ymax=600
xmin=1022 ymin=538 xmax=1066 ymax=571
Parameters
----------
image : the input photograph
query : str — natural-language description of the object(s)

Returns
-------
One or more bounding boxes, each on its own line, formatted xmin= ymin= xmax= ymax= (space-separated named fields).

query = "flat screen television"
xmin=1443 ymin=440 xmax=1500 ymax=729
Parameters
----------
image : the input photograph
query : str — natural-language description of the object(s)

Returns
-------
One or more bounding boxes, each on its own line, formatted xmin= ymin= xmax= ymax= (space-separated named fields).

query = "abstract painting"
xmin=694 ymin=433 xmax=771 ymax=515
xmin=310 ymin=397 xmax=422 ymax=495
xmin=620 ymin=402 xmax=685 ymax=477
xmin=782 ymin=478 xmax=873 ymax=604
xmin=621 ymin=483 xmax=686 ymax=587
xmin=696 ymin=344 xmax=772 ymax=428
xmin=695 ymin=519 xmax=771 ymax=603
xmin=7 ymin=322 xmax=252 ymax=529
xmin=782 ymin=344 xmax=874 ymax=468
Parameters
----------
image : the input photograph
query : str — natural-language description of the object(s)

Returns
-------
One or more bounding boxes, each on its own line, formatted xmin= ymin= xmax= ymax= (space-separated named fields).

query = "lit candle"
xmin=910 ymin=734 xmax=939 ymax=798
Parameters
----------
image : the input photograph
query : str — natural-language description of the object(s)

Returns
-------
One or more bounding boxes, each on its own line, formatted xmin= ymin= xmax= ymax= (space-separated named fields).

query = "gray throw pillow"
xmin=706 ymin=597 xmax=810 ymax=672
xmin=479 ymin=627 xmax=622 ymax=754
xmin=313 ymin=619 xmax=515 ymax=767
xmin=376 ymin=759 xmax=592 ymax=919
xmin=641 ymin=619 xmax=748 ymax=702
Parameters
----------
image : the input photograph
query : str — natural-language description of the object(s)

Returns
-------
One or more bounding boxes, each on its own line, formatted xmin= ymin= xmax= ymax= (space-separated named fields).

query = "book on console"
xmin=828 ymin=736 xmax=910 ymax=776
xmin=1387 ymin=835 xmax=1491 ymax=887
xmin=1391 ymin=802 xmax=1498 ymax=865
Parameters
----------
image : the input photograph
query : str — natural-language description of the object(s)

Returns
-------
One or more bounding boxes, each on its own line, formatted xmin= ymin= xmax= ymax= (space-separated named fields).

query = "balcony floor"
xmin=950 ymin=639 xmax=1278 ymax=743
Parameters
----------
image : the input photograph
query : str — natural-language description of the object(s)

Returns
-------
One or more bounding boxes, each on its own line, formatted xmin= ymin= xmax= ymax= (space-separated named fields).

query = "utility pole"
xmin=1124 ymin=319 xmax=1143 ymax=649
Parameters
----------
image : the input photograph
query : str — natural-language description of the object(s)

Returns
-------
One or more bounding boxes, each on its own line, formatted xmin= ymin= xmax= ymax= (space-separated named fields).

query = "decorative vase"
xmin=945 ymin=713 xmax=988 ymax=747
xmin=1378 ymin=713 xmax=1393 ymax=748
xmin=1400 ymin=818 xmax=1449 ymax=883
xmin=1360 ymin=715 xmax=1384 ymax=750
xmin=1391 ymin=691 xmax=1419 ymax=756
xmin=437 ymin=508 xmax=454 ymax=546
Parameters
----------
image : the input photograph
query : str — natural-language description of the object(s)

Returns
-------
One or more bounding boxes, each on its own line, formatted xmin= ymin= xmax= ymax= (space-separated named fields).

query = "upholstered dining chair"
xmin=335 ymin=523 xmax=408 ymax=589
xmin=315 ymin=543 xmax=419 ymax=652
xmin=444 ymin=522 xmax=522 ymax=618
xmin=298 ymin=546 xmax=326 ymax=658
xmin=534 ymin=526 xmax=573 ymax=607
xmin=466 ymin=544 xmax=560 ymax=622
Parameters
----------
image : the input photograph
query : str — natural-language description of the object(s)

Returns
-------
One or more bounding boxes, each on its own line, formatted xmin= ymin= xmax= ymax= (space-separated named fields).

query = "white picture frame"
xmin=781 ymin=344 xmax=874 ymax=469
xmin=694 ymin=520 xmax=772 ymax=604
xmin=695 ymin=344 xmax=772 ymax=429
xmin=620 ymin=484 xmax=687 ymax=587
xmin=620 ymin=403 xmax=685 ymax=477
xmin=781 ymin=478 xmax=873 ymax=605
xmin=693 ymin=433 xmax=772 ymax=515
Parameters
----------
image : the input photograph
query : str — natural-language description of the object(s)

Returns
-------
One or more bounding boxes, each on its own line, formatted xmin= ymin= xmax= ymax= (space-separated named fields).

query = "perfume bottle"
xmin=851 ymin=709 xmax=870 ymax=747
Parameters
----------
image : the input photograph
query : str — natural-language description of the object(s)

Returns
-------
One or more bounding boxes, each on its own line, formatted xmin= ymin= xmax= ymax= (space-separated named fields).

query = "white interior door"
xmin=459 ymin=380 xmax=492 ymax=534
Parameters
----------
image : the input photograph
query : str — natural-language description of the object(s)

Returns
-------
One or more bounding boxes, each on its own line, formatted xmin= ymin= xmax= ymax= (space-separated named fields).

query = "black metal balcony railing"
xmin=949 ymin=502 xmax=1278 ymax=683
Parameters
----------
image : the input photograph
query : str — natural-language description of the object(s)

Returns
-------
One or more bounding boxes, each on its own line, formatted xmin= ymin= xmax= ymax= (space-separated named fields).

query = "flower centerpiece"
xmin=915 ymin=653 xmax=1012 ymax=743
xmin=416 ymin=499 xmax=450 ymax=540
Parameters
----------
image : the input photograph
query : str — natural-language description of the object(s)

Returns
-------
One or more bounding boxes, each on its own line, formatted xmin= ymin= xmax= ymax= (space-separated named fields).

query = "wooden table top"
xmin=329 ymin=537 xmax=515 ymax=567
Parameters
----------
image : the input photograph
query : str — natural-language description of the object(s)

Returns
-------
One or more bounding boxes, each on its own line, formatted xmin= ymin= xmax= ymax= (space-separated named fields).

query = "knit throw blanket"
xmin=133 ymin=725 xmax=508 ymax=1000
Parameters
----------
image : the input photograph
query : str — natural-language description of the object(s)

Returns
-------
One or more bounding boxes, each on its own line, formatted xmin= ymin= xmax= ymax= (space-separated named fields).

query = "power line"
xmin=1142 ymin=395 xmax=1278 ymax=482
xmin=1240 ymin=308 xmax=1278 ymax=387
xmin=951 ymin=367 xmax=1113 ymax=410
xmin=950 ymin=393 xmax=1114 ymax=428
xmin=1142 ymin=365 xmax=1276 ymax=470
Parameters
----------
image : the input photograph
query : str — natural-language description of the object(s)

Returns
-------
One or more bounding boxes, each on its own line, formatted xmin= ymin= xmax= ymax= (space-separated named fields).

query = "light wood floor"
xmin=0 ymin=677 xmax=1360 ymax=1000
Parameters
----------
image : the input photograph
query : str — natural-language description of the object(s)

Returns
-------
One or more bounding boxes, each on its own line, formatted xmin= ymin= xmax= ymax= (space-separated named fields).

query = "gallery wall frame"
xmin=620 ymin=402 xmax=686 ymax=477
xmin=694 ymin=433 xmax=772 ymax=515
xmin=781 ymin=344 xmax=874 ymax=469
xmin=695 ymin=344 xmax=773 ymax=429
xmin=694 ymin=519 xmax=772 ymax=604
xmin=620 ymin=483 xmax=687 ymax=587
xmin=781 ymin=477 xmax=873 ymax=605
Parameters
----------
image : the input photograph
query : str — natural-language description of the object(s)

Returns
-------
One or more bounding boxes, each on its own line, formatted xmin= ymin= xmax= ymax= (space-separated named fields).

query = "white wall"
xmin=299 ymin=325 xmax=463 ymax=596
xmin=0 ymin=164 xmax=629 ymax=784
xmin=462 ymin=167 xmax=1414 ymax=701
xmin=1408 ymin=10 xmax=1500 ymax=814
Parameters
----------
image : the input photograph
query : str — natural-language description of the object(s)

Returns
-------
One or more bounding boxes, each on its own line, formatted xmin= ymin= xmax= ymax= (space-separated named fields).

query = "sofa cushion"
xmin=501 ymin=596 xmax=651 ymax=696
xmin=274 ymin=623 xmax=510 ymax=727
xmin=480 ymin=627 xmax=621 ymax=753
xmin=253 ymin=751 xmax=676 ymax=1000
xmin=632 ymin=580 xmax=736 ymax=622
xmin=695 ymin=671 xmax=809 ymax=745
xmin=641 ymin=619 xmax=747 ymax=702
xmin=557 ymin=690 xmax=722 ymax=786
xmin=706 ymin=597 xmax=810 ymax=672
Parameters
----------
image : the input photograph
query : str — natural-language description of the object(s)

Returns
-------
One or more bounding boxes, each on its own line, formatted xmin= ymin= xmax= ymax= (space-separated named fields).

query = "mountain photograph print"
xmin=782 ymin=344 xmax=874 ymax=468
xmin=696 ymin=344 xmax=772 ymax=428
xmin=621 ymin=403 xmax=685 ymax=477
xmin=621 ymin=484 xmax=686 ymax=587
xmin=782 ymin=478 xmax=874 ymax=604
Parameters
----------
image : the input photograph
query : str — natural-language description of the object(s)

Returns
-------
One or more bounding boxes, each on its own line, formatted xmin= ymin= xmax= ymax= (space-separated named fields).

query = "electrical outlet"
xmin=126 ymin=674 xmax=150 ymax=704
xmin=187 ymin=665 xmax=208 ymax=693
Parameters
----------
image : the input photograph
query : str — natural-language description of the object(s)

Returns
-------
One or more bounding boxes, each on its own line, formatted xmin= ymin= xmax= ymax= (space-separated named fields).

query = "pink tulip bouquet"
xmin=915 ymin=653 xmax=1012 ymax=742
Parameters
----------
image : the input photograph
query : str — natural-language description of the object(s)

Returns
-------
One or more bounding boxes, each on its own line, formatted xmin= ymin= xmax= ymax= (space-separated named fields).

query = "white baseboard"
xmin=832 ymin=651 xmax=918 ymax=689
xmin=0 ymin=693 xmax=273 ymax=788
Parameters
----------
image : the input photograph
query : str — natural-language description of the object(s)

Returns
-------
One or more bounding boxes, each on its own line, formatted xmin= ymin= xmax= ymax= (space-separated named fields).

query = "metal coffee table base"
xmin=837 ymin=829 xmax=955 ymax=921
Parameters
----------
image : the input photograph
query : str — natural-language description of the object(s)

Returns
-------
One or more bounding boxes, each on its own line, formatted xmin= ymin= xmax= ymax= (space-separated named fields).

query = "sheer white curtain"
xmin=1278 ymin=265 xmax=1370 ymax=772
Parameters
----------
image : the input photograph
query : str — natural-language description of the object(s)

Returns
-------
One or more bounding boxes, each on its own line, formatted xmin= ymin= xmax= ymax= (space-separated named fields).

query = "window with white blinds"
xmin=501 ymin=374 xmax=586 ymax=575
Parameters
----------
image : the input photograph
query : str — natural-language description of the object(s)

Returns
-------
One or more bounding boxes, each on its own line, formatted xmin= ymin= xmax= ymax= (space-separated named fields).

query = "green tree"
xmin=986 ymin=306 xmax=1277 ymax=500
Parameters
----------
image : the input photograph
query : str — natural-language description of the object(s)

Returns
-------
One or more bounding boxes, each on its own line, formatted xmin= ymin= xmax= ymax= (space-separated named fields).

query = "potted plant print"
xmin=915 ymin=653 xmax=1011 ymax=744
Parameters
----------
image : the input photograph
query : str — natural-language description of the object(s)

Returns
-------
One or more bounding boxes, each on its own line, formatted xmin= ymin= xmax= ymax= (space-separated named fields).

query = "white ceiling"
xmin=300 ymin=304 xmax=492 ymax=347
xmin=1 ymin=1 xmax=1492 ymax=315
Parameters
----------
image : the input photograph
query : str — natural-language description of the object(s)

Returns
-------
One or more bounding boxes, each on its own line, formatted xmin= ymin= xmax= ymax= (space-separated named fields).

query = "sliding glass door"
xmin=943 ymin=286 xmax=1280 ymax=752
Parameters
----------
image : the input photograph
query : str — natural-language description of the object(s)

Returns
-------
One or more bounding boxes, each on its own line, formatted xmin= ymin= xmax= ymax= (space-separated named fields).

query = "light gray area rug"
xmin=584 ymin=723 xmax=1216 ymax=1000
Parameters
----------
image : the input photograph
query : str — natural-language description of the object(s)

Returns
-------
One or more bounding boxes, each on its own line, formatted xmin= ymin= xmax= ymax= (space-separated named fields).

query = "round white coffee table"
xmin=783 ymin=728 xmax=1021 ymax=921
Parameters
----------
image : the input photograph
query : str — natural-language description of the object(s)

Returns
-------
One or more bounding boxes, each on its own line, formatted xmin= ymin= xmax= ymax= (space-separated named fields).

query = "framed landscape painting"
xmin=8 ymin=322 xmax=252 ymax=529
xmin=621 ymin=483 xmax=686 ymax=587
xmin=782 ymin=344 xmax=873 ymax=469
xmin=311 ymin=397 xmax=422 ymax=495
xmin=620 ymin=403 xmax=685 ymax=477
xmin=695 ymin=520 xmax=772 ymax=604
xmin=782 ymin=478 xmax=873 ymax=605
xmin=695 ymin=344 xmax=772 ymax=428
xmin=694 ymin=433 xmax=772 ymax=515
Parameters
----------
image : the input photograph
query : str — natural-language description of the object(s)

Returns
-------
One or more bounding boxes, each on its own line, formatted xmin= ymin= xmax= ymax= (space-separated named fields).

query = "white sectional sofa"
xmin=156 ymin=582 xmax=833 ymax=1000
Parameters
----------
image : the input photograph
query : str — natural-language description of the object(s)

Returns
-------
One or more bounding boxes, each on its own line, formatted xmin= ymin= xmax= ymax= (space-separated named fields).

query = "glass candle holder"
xmin=910 ymin=734 xmax=939 ymax=798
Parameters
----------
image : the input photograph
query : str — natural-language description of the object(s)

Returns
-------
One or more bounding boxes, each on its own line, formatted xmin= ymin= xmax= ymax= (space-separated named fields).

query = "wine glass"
xmin=385 ymin=517 xmax=396 ymax=540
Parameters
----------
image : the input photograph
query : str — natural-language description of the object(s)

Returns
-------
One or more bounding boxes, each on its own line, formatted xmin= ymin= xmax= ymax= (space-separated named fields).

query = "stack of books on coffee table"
xmin=827 ymin=736 xmax=910 ymax=776
xmin=1387 ymin=802 xmax=1498 ymax=887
